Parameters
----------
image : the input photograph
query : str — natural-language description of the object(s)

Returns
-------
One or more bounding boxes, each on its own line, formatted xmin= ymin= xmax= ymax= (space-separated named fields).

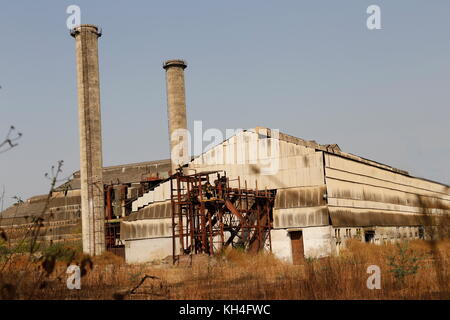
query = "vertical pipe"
xmin=219 ymin=208 xmax=224 ymax=249
xmin=176 ymin=176 xmax=183 ymax=254
xmin=267 ymin=197 xmax=273 ymax=252
xmin=105 ymin=186 xmax=112 ymax=220
xmin=71 ymin=24 xmax=105 ymax=255
xmin=170 ymin=177 xmax=176 ymax=264
xmin=198 ymin=175 xmax=207 ymax=252
xmin=187 ymin=179 xmax=195 ymax=253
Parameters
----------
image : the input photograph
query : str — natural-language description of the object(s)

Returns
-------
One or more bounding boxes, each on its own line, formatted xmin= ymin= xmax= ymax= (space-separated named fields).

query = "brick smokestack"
xmin=163 ymin=59 xmax=188 ymax=173
xmin=71 ymin=25 xmax=105 ymax=255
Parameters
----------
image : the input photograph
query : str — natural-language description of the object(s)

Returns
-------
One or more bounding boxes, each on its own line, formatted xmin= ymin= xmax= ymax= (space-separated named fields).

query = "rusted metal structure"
xmin=105 ymin=219 xmax=124 ymax=257
xmin=103 ymin=176 xmax=168 ymax=258
xmin=170 ymin=170 xmax=276 ymax=264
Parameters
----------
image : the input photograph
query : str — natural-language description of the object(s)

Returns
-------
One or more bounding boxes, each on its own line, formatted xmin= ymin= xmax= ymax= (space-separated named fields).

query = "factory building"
xmin=121 ymin=127 xmax=450 ymax=264
xmin=1 ymin=25 xmax=449 ymax=264
xmin=0 ymin=160 xmax=171 ymax=257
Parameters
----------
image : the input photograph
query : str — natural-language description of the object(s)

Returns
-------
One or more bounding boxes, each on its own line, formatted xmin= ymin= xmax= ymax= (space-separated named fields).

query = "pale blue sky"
xmin=1 ymin=1 xmax=449 ymax=208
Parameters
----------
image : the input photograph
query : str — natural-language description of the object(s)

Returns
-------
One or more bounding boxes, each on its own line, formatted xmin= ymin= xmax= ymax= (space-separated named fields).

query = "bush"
xmin=12 ymin=240 xmax=36 ymax=254
xmin=387 ymin=242 xmax=422 ymax=282
xmin=41 ymin=242 xmax=79 ymax=263
xmin=0 ymin=239 xmax=9 ymax=258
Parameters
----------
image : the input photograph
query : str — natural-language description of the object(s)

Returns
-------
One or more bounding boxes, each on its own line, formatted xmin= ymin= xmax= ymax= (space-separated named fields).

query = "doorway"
xmin=364 ymin=230 xmax=375 ymax=243
xmin=290 ymin=231 xmax=305 ymax=265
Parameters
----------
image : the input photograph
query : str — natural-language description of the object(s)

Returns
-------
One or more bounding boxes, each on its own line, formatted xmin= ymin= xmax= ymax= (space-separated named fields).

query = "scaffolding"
xmin=170 ymin=170 xmax=276 ymax=264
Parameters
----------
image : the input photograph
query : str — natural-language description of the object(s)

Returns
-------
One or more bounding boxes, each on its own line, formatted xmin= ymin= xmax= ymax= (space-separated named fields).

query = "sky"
xmin=1 ymin=1 xmax=449 ymax=209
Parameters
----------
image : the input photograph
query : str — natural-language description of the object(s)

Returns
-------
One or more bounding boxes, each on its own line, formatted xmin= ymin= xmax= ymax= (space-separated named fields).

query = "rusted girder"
xmin=170 ymin=170 xmax=275 ymax=264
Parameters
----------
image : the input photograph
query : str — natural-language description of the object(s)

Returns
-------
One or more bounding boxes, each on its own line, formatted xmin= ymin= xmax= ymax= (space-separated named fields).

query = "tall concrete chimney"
xmin=163 ymin=59 xmax=188 ymax=173
xmin=71 ymin=25 xmax=105 ymax=255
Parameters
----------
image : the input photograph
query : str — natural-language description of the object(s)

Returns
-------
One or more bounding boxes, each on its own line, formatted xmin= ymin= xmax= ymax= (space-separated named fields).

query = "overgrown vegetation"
xmin=0 ymin=160 xmax=85 ymax=299
xmin=387 ymin=242 xmax=422 ymax=283
xmin=0 ymin=239 xmax=448 ymax=300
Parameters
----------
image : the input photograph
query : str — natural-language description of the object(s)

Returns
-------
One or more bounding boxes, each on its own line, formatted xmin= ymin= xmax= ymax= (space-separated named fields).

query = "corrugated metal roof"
xmin=0 ymin=194 xmax=81 ymax=222
xmin=1 ymin=159 xmax=171 ymax=221
xmin=55 ymin=159 xmax=171 ymax=191
xmin=328 ymin=208 xmax=438 ymax=227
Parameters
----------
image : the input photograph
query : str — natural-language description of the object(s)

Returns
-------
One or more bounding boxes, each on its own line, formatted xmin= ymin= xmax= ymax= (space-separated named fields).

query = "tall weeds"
xmin=2 ymin=239 xmax=447 ymax=300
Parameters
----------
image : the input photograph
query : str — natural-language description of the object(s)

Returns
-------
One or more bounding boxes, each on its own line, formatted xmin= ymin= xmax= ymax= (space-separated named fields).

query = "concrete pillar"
xmin=163 ymin=60 xmax=188 ymax=173
xmin=71 ymin=25 xmax=105 ymax=255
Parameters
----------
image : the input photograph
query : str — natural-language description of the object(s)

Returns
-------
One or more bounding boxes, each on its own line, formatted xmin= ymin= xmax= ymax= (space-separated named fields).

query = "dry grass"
xmin=0 ymin=239 xmax=448 ymax=300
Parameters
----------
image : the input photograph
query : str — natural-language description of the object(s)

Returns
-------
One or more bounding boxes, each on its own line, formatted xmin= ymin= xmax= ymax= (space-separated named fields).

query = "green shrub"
xmin=0 ymin=239 xmax=10 ymax=259
xmin=387 ymin=242 xmax=422 ymax=282
xmin=42 ymin=243 xmax=78 ymax=263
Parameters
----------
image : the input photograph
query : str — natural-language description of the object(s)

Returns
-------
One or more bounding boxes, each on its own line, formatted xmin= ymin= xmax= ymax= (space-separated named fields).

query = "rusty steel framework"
xmin=170 ymin=170 xmax=276 ymax=264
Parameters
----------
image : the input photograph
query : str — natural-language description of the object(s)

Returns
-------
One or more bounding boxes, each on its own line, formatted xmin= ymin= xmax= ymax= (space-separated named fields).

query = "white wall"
xmin=303 ymin=226 xmax=332 ymax=258
xmin=125 ymin=237 xmax=173 ymax=264
xmin=188 ymin=130 xmax=324 ymax=190
xmin=271 ymin=226 xmax=333 ymax=262
xmin=270 ymin=229 xmax=293 ymax=263
xmin=325 ymin=153 xmax=450 ymax=227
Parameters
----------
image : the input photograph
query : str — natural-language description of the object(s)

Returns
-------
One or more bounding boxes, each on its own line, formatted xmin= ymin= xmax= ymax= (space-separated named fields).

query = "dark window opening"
xmin=364 ymin=230 xmax=375 ymax=243
xmin=418 ymin=227 xmax=424 ymax=239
